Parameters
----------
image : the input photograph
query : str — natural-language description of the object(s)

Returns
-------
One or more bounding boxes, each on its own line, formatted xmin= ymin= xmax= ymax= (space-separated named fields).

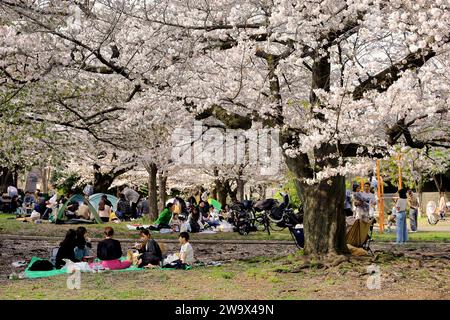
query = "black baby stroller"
xmin=230 ymin=200 xmax=258 ymax=235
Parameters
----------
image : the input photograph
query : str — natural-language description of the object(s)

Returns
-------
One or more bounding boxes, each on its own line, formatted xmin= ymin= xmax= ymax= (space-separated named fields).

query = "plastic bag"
xmin=217 ymin=221 xmax=234 ymax=232
xmin=180 ymin=222 xmax=191 ymax=233
xmin=163 ymin=254 xmax=180 ymax=265
xmin=62 ymin=259 xmax=92 ymax=273
xmin=159 ymin=228 xmax=173 ymax=234
xmin=30 ymin=210 xmax=41 ymax=221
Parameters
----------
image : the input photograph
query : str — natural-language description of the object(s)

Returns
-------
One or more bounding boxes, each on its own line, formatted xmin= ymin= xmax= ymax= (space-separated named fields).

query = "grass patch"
xmin=372 ymin=231 xmax=450 ymax=243
xmin=210 ymin=269 xmax=235 ymax=280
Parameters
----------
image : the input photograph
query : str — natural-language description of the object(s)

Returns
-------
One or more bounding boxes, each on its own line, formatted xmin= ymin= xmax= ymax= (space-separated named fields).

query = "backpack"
xmin=29 ymin=259 xmax=55 ymax=271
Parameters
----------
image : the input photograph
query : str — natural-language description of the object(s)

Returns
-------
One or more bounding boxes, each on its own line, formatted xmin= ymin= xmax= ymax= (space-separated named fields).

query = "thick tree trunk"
xmin=0 ymin=167 xmax=15 ymax=193
xmin=148 ymin=163 xmax=158 ymax=221
xmin=300 ymin=176 xmax=348 ymax=255
xmin=93 ymin=172 xmax=115 ymax=193
xmin=236 ymin=179 xmax=245 ymax=202
xmin=218 ymin=180 xmax=227 ymax=206
xmin=158 ymin=172 xmax=167 ymax=213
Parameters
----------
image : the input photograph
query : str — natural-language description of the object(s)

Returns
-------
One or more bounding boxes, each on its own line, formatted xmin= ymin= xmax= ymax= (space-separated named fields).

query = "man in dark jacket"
xmin=136 ymin=229 xmax=163 ymax=268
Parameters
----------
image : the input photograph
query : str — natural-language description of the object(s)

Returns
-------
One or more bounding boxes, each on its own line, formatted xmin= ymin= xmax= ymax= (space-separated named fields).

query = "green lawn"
xmin=0 ymin=213 xmax=448 ymax=242
xmin=1 ymin=250 xmax=449 ymax=300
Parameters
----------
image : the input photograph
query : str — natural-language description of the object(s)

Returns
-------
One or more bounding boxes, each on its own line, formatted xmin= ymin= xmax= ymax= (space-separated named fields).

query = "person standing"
xmin=116 ymin=193 xmax=132 ymax=220
xmin=407 ymin=190 xmax=419 ymax=232
xmin=395 ymin=189 xmax=408 ymax=244
xmin=120 ymin=186 xmax=141 ymax=219
xmin=344 ymin=189 xmax=353 ymax=217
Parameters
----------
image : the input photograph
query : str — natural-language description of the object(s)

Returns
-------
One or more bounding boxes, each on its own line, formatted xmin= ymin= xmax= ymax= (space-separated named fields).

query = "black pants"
xmin=149 ymin=223 xmax=171 ymax=231
xmin=163 ymin=259 xmax=188 ymax=269
xmin=100 ymin=217 xmax=109 ymax=223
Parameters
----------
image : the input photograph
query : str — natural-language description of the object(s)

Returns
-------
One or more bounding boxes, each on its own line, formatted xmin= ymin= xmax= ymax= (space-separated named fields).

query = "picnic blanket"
xmin=24 ymin=256 xmax=191 ymax=279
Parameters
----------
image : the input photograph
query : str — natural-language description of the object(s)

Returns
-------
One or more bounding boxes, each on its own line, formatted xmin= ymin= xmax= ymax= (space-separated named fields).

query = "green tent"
xmin=54 ymin=194 xmax=102 ymax=224
xmin=89 ymin=193 xmax=118 ymax=212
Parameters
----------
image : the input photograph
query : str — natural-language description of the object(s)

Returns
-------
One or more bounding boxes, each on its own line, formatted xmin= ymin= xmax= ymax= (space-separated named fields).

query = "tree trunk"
xmin=218 ymin=180 xmax=227 ymax=206
xmin=299 ymin=176 xmax=348 ymax=255
xmin=158 ymin=171 xmax=167 ymax=213
xmin=148 ymin=163 xmax=158 ymax=221
xmin=0 ymin=167 xmax=15 ymax=193
xmin=93 ymin=172 xmax=115 ymax=193
xmin=236 ymin=179 xmax=245 ymax=202
xmin=41 ymin=167 xmax=48 ymax=194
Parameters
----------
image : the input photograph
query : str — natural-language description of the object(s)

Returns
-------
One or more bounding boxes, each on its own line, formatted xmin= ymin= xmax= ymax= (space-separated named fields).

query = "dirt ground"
xmin=0 ymin=238 xmax=449 ymax=299
xmin=0 ymin=238 xmax=297 ymax=278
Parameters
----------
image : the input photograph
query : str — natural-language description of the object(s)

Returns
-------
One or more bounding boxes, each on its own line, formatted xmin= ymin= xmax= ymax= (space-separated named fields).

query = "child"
xmin=163 ymin=232 xmax=194 ymax=269
xmin=178 ymin=231 xmax=194 ymax=266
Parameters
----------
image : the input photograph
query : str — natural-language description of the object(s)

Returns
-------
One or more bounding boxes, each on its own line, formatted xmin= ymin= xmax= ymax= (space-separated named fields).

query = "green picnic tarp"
xmin=24 ymin=256 xmax=191 ymax=279
xmin=24 ymin=257 xmax=66 ymax=279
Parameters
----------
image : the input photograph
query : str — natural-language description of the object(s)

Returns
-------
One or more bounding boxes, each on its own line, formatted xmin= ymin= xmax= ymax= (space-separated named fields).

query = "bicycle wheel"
xmin=427 ymin=215 xmax=438 ymax=225
xmin=254 ymin=216 xmax=267 ymax=232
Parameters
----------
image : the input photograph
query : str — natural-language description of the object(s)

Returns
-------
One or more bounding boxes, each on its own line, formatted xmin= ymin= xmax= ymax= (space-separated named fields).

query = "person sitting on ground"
xmin=23 ymin=191 xmax=36 ymax=212
xmin=77 ymin=202 xmax=92 ymax=220
xmin=55 ymin=229 xmax=79 ymax=269
xmin=188 ymin=206 xmax=202 ymax=233
xmin=101 ymin=194 xmax=113 ymax=208
xmin=150 ymin=202 xmax=175 ymax=230
xmin=179 ymin=232 xmax=194 ymax=265
xmin=98 ymin=199 xmax=112 ymax=223
xmin=198 ymin=200 xmax=210 ymax=220
xmin=163 ymin=232 xmax=195 ymax=269
xmin=65 ymin=195 xmax=79 ymax=219
xmin=95 ymin=227 xmax=131 ymax=270
xmin=205 ymin=206 xmax=221 ymax=228
xmin=135 ymin=229 xmax=163 ymax=268
xmin=74 ymin=226 xmax=92 ymax=261
xmin=116 ymin=193 xmax=132 ymax=220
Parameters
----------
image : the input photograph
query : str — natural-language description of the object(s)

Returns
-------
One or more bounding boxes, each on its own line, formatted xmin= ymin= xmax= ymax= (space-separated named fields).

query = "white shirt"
xmin=180 ymin=242 xmax=194 ymax=265
xmin=396 ymin=198 xmax=407 ymax=212
xmin=98 ymin=205 xmax=111 ymax=218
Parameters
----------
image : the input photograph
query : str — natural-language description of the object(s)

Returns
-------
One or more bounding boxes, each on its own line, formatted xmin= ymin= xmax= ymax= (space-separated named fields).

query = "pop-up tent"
xmin=54 ymin=194 xmax=102 ymax=224
xmin=89 ymin=193 xmax=118 ymax=212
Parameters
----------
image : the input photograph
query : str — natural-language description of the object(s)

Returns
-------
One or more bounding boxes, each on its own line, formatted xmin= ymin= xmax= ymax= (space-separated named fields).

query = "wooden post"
xmin=376 ymin=160 xmax=384 ymax=233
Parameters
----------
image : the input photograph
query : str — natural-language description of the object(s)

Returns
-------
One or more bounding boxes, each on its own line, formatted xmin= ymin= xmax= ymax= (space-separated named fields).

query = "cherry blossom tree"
xmin=2 ymin=0 xmax=449 ymax=256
